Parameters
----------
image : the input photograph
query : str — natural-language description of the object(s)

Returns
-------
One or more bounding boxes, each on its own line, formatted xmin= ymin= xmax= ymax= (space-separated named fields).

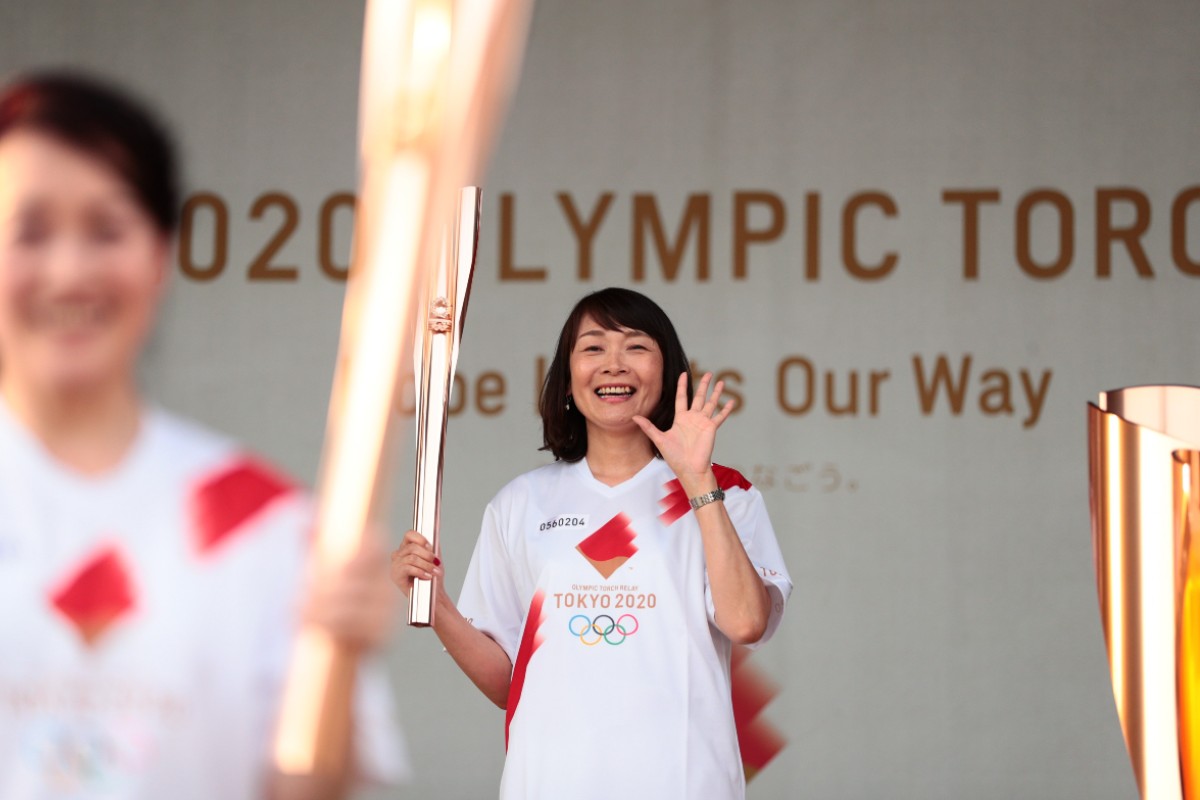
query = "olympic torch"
xmin=409 ymin=186 xmax=480 ymax=627
xmin=1089 ymin=385 xmax=1200 ymax=799
xmin=272 ymin=0 xmax=534 ymax=777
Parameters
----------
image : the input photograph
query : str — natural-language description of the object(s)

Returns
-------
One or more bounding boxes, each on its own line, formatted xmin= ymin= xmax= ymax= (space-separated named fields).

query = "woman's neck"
xmin=584 ymin=427 xmax=656 ymax=486
xmin=1 ymin=375 xmax=142 ymax=476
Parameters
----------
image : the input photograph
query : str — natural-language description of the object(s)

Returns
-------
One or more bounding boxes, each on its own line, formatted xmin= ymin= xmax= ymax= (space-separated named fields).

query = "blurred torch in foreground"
xmin=272 ymin=0 xmax=534 ymax=777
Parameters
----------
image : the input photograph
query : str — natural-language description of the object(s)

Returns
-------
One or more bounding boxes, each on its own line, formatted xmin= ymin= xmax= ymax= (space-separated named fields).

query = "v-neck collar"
xmin=569 ymin=455 xmax=663 ymax=497
xmin=0 ymin=396 xmax=157 ymax=492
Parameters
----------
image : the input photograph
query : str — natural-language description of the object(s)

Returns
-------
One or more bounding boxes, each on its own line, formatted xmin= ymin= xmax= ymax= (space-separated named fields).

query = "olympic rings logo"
xmin=568 ymin=613 xmax=639 ymax=646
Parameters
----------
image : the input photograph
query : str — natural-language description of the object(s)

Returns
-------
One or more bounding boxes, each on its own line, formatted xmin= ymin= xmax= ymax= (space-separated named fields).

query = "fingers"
xmin=388 ymin=529 xmax=444 ymax=597
xmin=400 ymin=529 xmax=433 ymax=550
xmin=712 ymin=396 xmax=736 ymax=428
xmin=703 ymin=379 xmax=726 ymax=414
xmin=390 ymin=547 xmax=441 ymax=582
xmin=690 ymin=373 xmax=730 ymax=421
xmin=675 ymin=371 xmax=689 ymax=412
xmin=632 ymin=414 xmax=664 ymax=445
xmin=691 ymin=371 xmax=710 ymax=411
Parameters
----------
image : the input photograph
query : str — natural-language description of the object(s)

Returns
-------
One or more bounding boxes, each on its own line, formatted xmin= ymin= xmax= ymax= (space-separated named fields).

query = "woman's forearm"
xmin=390 ymin=530 xmax=513 ymax=707
xmin=432 ymin=591 xmax=513 ymax=708
xmin=692 ymin=495 xmax=771 ymax=644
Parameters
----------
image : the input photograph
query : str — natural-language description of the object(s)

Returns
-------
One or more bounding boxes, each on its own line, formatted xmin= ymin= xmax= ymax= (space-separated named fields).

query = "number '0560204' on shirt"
xmin=538 ymin=515 xmax=587 ymax=532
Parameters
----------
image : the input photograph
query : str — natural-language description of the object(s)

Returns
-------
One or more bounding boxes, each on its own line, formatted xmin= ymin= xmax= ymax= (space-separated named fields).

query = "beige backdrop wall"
xmin=4 ymin=0 xmax=1198 ymax=797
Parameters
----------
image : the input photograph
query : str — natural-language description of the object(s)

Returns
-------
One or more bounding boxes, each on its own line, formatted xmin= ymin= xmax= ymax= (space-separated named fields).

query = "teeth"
xmin=596 ymin=386 xmax=634 ymax=396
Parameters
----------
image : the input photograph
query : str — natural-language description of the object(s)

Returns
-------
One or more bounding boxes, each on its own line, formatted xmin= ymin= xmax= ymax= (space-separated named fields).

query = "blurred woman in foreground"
xmin=0 ymin=71 xmax=406 ymax=799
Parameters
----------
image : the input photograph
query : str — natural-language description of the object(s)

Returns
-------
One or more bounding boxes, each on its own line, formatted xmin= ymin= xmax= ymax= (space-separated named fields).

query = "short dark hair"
xmin=0 ymin=71 xmax=179 ymax=234
xmin=539 ymin=287 xmax=692 ymax=462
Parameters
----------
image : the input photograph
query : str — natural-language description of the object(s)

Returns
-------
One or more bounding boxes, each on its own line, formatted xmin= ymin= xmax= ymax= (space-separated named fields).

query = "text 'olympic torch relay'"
xmin=272 ymin=0 xmax=535 ymax=777
xmin=1089 ymin=385 xmax=1200 ymax=799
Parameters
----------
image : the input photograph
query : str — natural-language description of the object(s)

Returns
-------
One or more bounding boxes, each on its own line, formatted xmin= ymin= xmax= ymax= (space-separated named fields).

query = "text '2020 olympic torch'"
xmin=272 ymin=0 xmax=534 ymax=778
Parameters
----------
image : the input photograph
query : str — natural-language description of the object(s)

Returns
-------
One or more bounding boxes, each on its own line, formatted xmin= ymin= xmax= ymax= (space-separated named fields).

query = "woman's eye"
xmin=14 ymin=225 xmax=49 ymax=246
xmin=10 ymin=214 xmax=50 ymax=246
xmin=91 ymin=221 xmax=125 ymax=243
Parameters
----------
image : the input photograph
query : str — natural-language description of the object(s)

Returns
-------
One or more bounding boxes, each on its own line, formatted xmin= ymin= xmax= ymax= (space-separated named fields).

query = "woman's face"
xmin=0 ymin=130 xmax=167 ymax=398
xmin=568 ymin=312 xmax=664 ymax=436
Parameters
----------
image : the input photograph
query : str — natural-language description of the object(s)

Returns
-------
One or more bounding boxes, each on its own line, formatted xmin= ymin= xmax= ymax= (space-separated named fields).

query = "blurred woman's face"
xmin=0 ymin=130 xmax=167 ymax=398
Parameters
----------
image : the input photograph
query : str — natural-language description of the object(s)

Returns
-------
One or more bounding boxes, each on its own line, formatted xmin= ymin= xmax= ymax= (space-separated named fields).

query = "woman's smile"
xmin=595 ymin=383 xmax=636 ymax=400
xmin=568 ymin=313 xmax=664 ymax=431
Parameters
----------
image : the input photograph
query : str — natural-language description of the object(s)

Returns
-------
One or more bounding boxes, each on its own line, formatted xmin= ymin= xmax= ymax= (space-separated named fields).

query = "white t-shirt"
xmin=0 ymin=402 xmax=408 ymax=799
xmin=458 ymin=457 xmax=792 ymax=800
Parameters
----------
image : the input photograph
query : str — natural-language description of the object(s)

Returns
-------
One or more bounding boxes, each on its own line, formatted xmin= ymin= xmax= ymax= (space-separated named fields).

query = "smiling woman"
xmin=391 ymin=286 xmax=793 ymax=800
xmin=541 ymin=291 xmax=681 ymax=462
xmin=0 ymin=129 xmax=167 ymax=420
xmin=0 ymin=72 xmax=407 ymax=799
xmin=0 ymin=77 xmax=175 ymax=469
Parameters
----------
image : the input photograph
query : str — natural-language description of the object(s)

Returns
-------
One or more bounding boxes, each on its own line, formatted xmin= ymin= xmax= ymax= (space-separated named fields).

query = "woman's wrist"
xmin=677 ymin=467 xmax=718 ymax=499
xmin=433 ymin=583 xmax=456 ymax=609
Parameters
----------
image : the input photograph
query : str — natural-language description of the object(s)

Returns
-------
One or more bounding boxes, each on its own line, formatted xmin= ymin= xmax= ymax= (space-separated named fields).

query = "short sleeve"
xmin=456 ymin=501 xmax=527 ymax=663
xmin=704 ymin=485 xmax=793 ymax=648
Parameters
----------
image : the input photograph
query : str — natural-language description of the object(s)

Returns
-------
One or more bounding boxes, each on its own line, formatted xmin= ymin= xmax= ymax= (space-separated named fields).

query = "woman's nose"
xmin=45 ymin=236 xmax=92 ymax=285
xmin=601 ymin=349 xmax=628 ymax=373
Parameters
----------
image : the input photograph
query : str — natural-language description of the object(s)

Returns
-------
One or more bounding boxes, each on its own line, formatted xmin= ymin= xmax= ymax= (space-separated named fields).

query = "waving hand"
xmin=633 ymin=372 xmax=734 ymax=489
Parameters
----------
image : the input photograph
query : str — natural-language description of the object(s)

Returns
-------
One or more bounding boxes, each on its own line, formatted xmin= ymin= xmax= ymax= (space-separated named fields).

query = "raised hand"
xmin=633 ymin=371 xmax=735 ymax=488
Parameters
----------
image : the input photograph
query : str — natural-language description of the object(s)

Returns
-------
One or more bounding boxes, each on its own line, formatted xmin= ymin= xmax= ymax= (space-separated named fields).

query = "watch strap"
xmin=689 ymin=487 xmax=726 ymax=510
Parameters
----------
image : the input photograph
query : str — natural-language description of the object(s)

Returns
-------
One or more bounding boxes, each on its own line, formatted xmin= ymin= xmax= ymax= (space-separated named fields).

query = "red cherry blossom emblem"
xmin=50 ymin=544 xmax=137 ymax=647
xmin=575 ymin=514 xmax=638 ymax=579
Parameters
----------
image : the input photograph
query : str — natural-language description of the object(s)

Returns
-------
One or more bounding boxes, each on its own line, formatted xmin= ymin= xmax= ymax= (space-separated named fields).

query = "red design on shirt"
xmin=506 ymin=590 xmax=546 ymax=749
xmin=50 ymin=544 xmax=137 ymax=647
xmin=658 ymin=463 xmax=753 ymax=525
xmin=575 ymin=514 xmax=638 ymax=579
xmin=731 ymin=644 xmax=786 ymax=782
xmin=190 ymin=458 xmax=294 ymax=556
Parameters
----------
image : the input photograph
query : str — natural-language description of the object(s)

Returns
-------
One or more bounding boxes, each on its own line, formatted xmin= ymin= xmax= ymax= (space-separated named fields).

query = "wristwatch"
xmin=689 ymin=487 xmax=726 ymax=510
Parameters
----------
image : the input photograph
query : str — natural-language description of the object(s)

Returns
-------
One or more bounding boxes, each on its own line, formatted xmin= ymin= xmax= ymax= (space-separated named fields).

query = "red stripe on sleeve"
xmin=505 ymin=590 xmax=547 ymax=749
xmin=659 ymin=463 xmax=753 ymax=525
xmin=713 ymin=463 xmax=752 ymax=492
xmin=190 ymin=457 xmax=295 ymax=556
